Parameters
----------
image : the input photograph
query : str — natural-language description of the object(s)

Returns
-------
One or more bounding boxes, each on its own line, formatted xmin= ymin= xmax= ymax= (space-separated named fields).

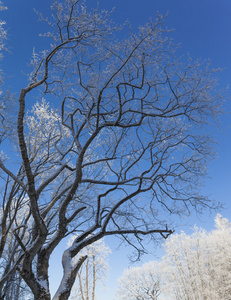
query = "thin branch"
xmin=0 ymin=160 xmax=28 ymax=192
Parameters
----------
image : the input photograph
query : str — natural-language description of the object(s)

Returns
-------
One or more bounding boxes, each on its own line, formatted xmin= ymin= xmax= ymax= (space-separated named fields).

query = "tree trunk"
xmin=36 ymin=289 xmax=51 ymax=300
xmin=53 ymin=255 xmax=87 ymax=300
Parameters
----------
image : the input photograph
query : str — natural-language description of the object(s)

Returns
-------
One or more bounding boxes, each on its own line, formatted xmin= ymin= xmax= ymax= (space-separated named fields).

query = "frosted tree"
xmin=116 ymin=261 xmax=161 ymax=300
xmin=0 ymin=204 xmax=33 ymax=300
xmin=0 ymin=1 xmax=6 ymax=56
xmin=0 ymin=2 xmax=13 ymax=144
xmin=68 ymin=237 xmax=110 ymax=300
xmin=116 ymin=215 xmax=231 ymax=300
xmin=0 ymin=3 xmax=29 ymax=299
xmin=0 ymin=0 xmax=223 ymax=299
xmin=160 ymin=214 xmax=231 ymax=299
xmin=206 ymin=215 xmax=231 ymax=298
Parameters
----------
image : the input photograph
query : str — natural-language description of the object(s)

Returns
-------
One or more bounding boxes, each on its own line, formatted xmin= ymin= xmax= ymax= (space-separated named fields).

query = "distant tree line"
xmin=116 ymin=214 xmax=231 ymax=300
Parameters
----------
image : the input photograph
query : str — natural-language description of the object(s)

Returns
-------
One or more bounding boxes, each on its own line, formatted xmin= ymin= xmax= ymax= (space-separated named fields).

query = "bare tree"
xmin=0 ymin=0 xmax=223 ymax=299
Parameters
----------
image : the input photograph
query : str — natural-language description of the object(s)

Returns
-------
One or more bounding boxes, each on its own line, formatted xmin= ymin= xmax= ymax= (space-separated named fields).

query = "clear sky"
xmin=1 ymin=1 xmax=231 ymax=299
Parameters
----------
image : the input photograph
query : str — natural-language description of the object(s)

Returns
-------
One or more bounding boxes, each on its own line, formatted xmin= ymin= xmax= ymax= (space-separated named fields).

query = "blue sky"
xmin=1 ymin=1 xmax=231 ymax=299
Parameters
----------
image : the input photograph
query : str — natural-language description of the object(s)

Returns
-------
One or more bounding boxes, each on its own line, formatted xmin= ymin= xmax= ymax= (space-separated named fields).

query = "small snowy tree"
xmin=68 ymin=238 xmax=111 ymax=300
xmin=116 ymin=261 xmax=161 ymax=300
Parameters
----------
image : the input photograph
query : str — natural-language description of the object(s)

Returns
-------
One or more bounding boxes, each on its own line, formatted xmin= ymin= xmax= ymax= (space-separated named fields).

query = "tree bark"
xmin=53 ymin=255 xmax=87 ymax=300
